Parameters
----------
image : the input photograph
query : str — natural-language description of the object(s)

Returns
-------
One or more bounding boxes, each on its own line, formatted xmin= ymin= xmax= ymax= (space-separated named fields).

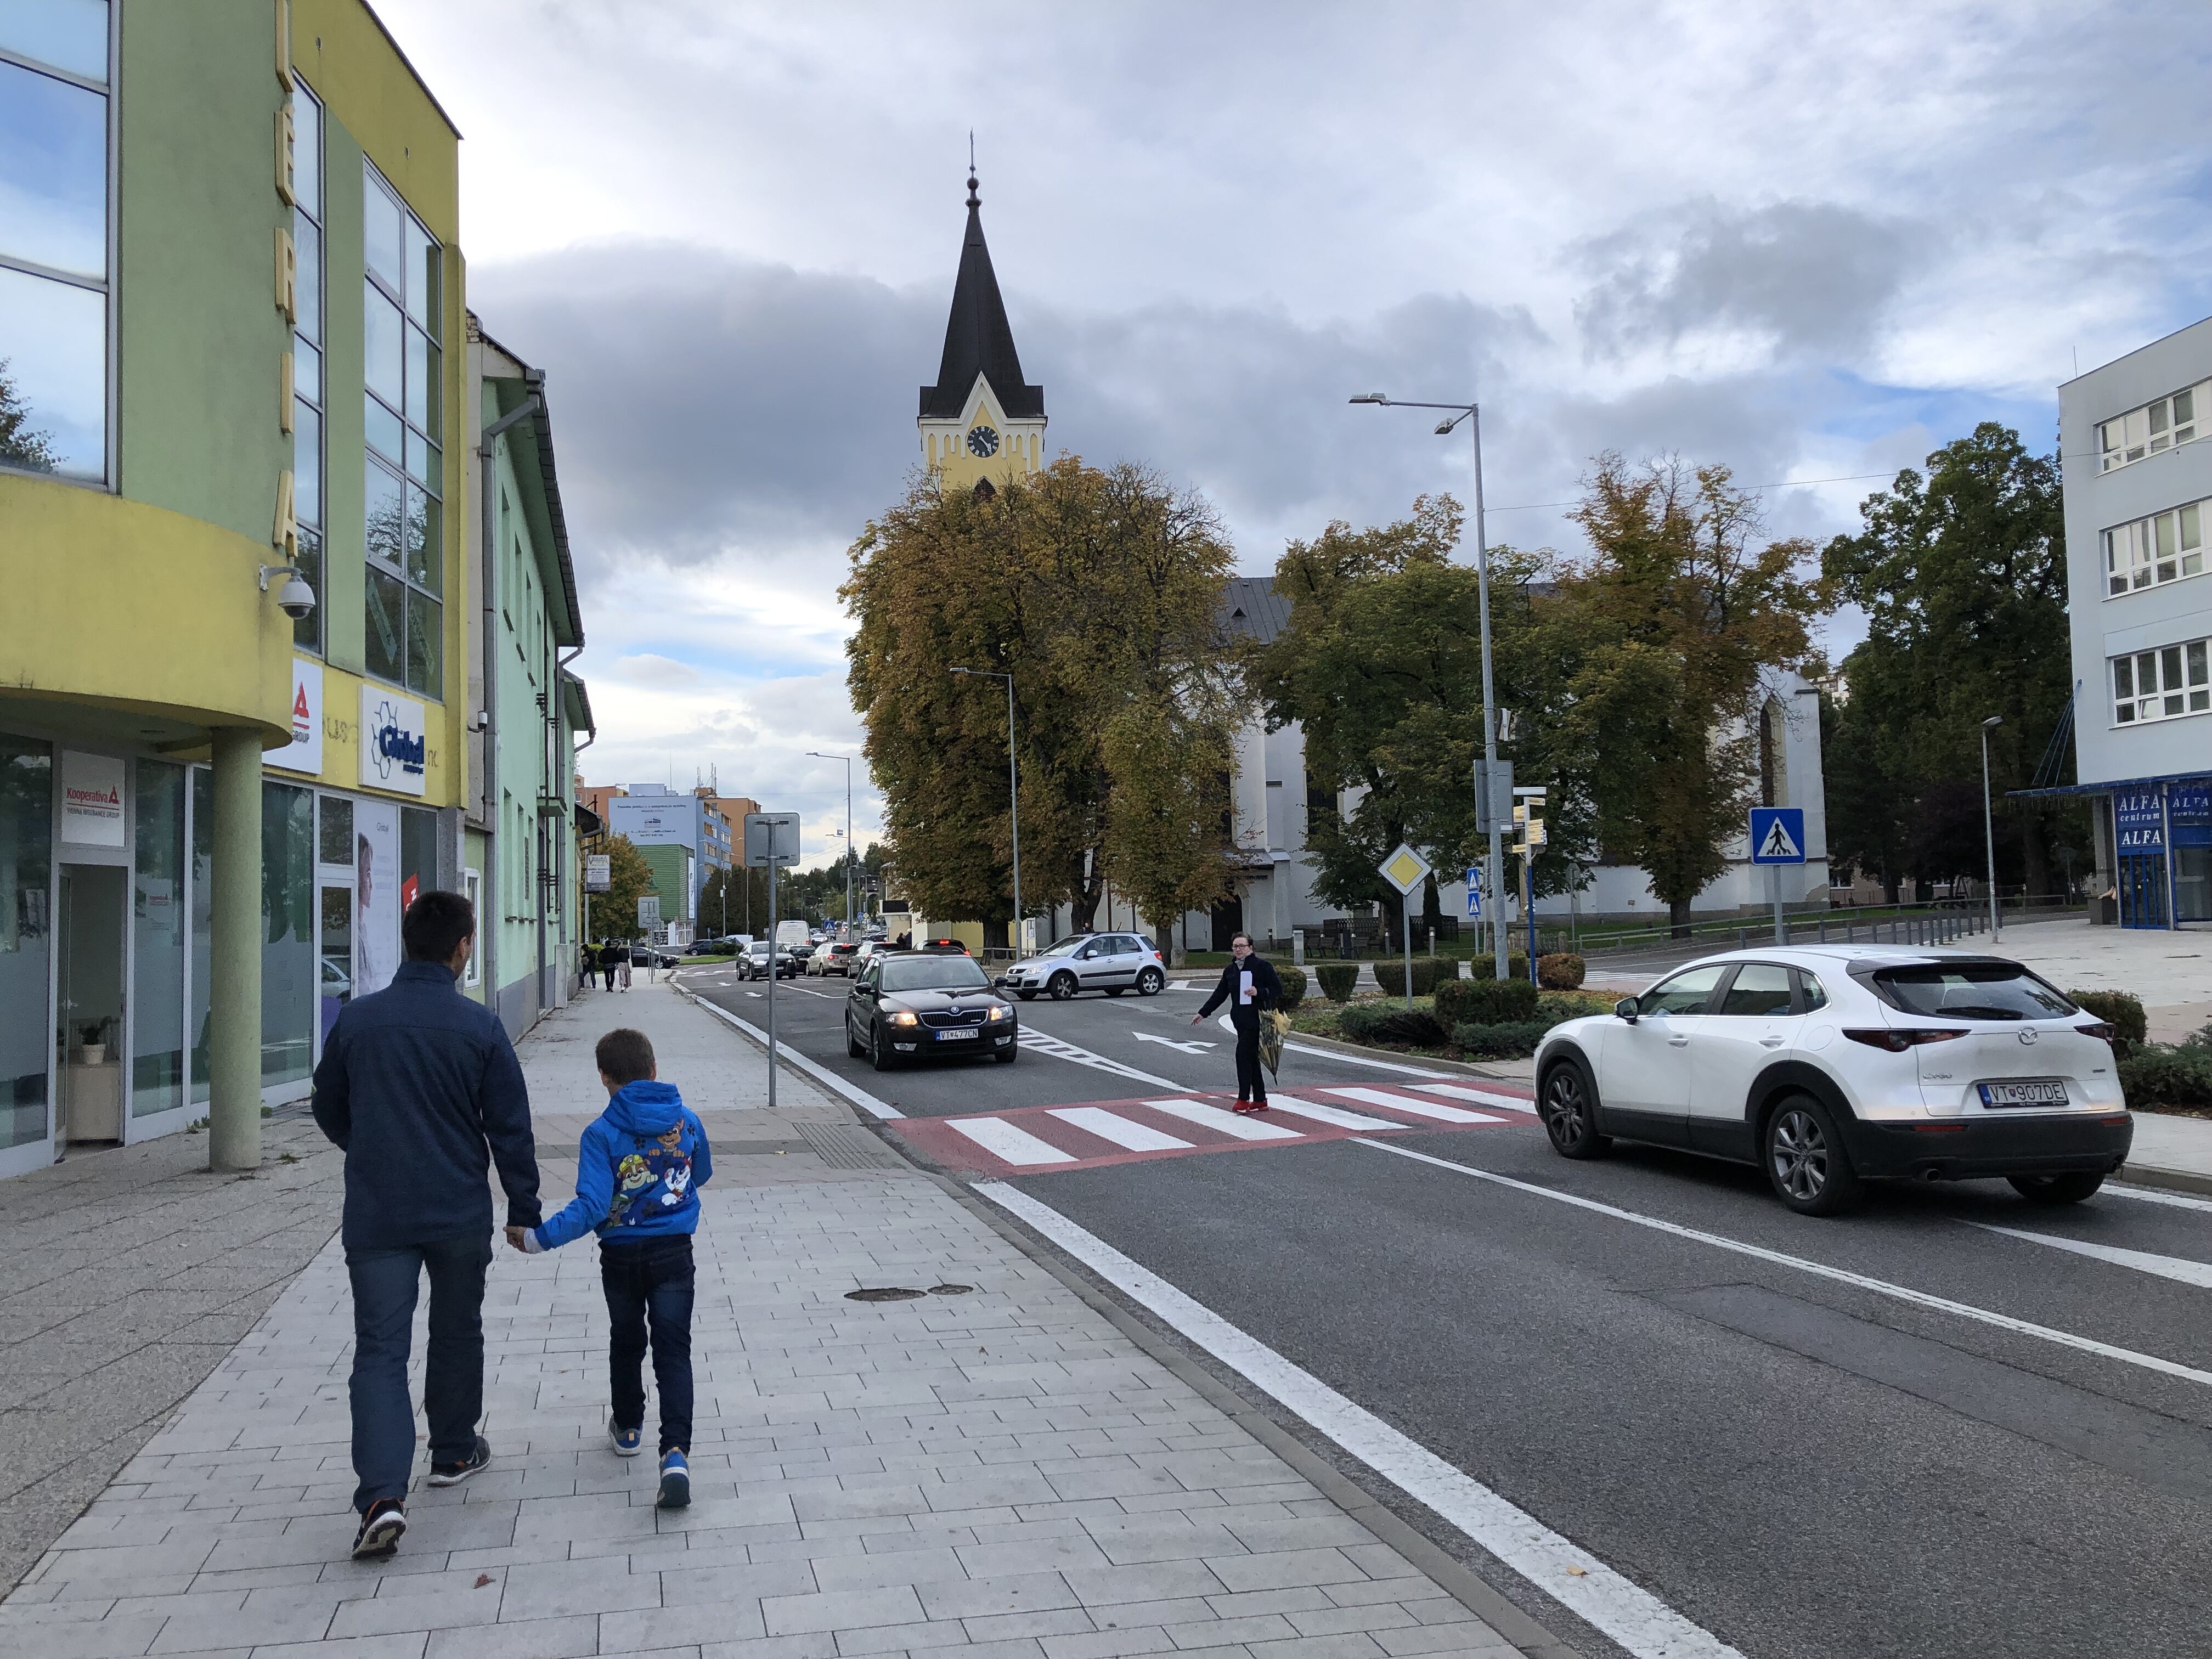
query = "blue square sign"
xmin=1464 ymin=867 xmax=1482 ymax=918
xmin=1749 ymin=806 xmax=1807 ymax=865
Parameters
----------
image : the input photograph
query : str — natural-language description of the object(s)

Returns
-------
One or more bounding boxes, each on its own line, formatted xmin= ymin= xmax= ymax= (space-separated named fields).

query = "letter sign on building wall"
xmin=270 ymin=659 xmax=324 ymax=776
xmin=358 ymin=684 xmax=428 ymax=798
xmin=60 ymin=752 xmax=127 ymax=847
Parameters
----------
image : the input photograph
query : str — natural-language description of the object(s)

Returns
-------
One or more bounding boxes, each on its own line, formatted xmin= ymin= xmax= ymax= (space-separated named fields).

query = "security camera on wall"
xmin=276 ymin=572 xmax=317 ymax=621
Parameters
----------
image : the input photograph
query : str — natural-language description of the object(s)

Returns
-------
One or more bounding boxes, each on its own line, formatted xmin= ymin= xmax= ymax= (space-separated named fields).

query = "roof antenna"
xmin=967 ymin=131 xmax=979 ymax=207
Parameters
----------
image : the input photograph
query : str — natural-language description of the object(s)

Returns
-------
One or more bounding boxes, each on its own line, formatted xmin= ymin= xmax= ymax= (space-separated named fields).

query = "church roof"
xmin=1221 ymin=576 xmax=1291 ymax=645
xmin=919 ymin=173 xmax=1045 ymax=422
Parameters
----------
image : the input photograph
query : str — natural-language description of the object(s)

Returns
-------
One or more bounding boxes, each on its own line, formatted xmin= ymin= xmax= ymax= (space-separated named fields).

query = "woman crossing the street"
xmin=1194 ymin=932 xmax=1282 ymax=1113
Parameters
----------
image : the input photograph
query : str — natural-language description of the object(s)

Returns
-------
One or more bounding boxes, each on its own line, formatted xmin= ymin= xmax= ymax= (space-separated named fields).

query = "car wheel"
xmin=2008 ymin=1171 xmax=2106 ymax=1205
xmin=870 ymin=1022 xmax=899 ymax=1071
xmin=1537 ymin=1058 xmax=1610 ymax=1160
xmin=847 ymin=1017 xmax=866 ymax=1059
xmin=1015 ymin=990 xmax=1036 ymax=1001
xmin=1136 ymin=967 xmax=1165 ymax=996
xmin=995 ymin=1043 xmax=1017 ymax=1064
xmin=1764 ymin=1094 xmax=1863 ymax=1216
xmin=1048 ymin=973 xmax=1077 ymax=1001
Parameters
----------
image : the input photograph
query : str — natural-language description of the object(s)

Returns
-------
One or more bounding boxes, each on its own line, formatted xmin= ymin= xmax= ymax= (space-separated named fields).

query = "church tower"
xmin=918 ymin=167 xmax=1045 ymax=495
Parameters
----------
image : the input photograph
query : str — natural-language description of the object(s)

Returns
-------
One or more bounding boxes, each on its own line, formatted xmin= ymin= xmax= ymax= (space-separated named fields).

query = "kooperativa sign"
xmin=60 ymin=751 xmax=126 ymax=847
xmin=358 ymin=685 xmax=428 ymax=798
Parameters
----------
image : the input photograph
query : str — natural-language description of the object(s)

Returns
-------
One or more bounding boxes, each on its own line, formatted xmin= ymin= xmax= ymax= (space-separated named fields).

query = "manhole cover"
xmin=928 ymin=1284 xmax=975 ymax=1295
xmin=845 ymin=1287 xmax=927 ymax=1302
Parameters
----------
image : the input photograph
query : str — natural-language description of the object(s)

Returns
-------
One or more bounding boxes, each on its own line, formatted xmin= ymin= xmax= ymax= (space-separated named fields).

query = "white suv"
xmin=1001 ymin=934 xmax=1167 ymax=1001
xmin=1533 ymin=946 xmax=2132 ymax=1215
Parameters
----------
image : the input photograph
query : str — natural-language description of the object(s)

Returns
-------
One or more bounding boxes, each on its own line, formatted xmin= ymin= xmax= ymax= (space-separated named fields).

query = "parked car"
xmin=847 ymin=949 xmax=1018 ymax=1070
xmin=735 ymin=940 xmax=799 ymax=980
xmin=1531 ymin=946 xmax=2132 ymax=1216
xmin=1000 ymin=933 xmax=1167 ymax=1001
xmin=788 ymin=941 xmax=816 ymax=966
xmin=807 ymin=941 xmax=861 ymax=977
xmin=685 ymin=938 xmax=731 ymax=956
xmin=629 ymin=944 xmax=680 ymax=969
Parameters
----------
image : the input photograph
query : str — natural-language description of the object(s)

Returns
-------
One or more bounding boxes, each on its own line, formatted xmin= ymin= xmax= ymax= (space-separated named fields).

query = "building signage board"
xmin=2114 ymin=787 xmax=2165 ymax=854
xmin=270 ymin=658 xmax=324 ymax=775
xmin=613 ymin=803 xmax=686 ymax=846
xmin=2170 ymin=780 xmax=2211 ymax=848
xmin=584 ymin=854 xmax=612 ymax=893
xmin=358 ymin=686 xmax=427 ymax=797
xmin=60 ymin=751 xmax=126 ymax=847
xmin=354 ymin=802 xmax=400 ymax=998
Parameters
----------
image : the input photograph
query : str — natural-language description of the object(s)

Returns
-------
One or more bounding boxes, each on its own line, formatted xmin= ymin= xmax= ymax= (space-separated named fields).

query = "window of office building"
xmin=290 ymin=80 xmax=326 ymax=650
xmin=0 ymin=2 xmax=111 ymax=484
xmin=363 ymin=161 xmax=443 ymax=699
xmin=2104 ymin=499 xmax=2208 ymax=596
xmin=2113 ymin=638 xmax=2211 ymax=725
xmin=2098 ymin=383 xmax=2210 ymax=473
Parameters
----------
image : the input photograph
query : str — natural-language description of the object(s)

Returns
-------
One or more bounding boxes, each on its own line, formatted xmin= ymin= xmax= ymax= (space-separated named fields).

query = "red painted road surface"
xmin=889 ymin=1079 xmax=1539 ymax=1176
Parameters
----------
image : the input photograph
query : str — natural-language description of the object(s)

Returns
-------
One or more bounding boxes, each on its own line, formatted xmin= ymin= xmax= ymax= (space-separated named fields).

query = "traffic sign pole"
xmin=1748 ymin=806 xmax=1808 ymax=948
xmin=1771 ymin=861 xmax=1784 ymax=946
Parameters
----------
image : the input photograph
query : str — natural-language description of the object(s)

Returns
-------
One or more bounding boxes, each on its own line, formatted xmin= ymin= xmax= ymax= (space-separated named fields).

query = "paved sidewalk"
xmin=0 ymin=982 xmax=1530 ymax=1659
xmin=2124 ymin=1109 xmax=2212 ymax=1195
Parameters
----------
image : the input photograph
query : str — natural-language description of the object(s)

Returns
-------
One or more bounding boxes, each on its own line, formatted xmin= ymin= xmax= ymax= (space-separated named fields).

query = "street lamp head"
xmin=1348 ymin=393 xmax=1390 ymax=405
xmin=1982 ymin=715 xmax=2004 ymax=730
xmin=1433 ymin=417 xmax=1458 ymax=436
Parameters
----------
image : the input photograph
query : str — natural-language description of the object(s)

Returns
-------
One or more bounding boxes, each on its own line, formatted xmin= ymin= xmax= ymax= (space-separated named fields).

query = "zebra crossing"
xmin=891 ymin=1079 xmax=1539 ymax=1176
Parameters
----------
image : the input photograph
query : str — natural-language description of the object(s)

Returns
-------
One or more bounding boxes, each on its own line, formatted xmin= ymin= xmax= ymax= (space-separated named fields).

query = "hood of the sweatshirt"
xmin=605 ymin=1080 xmax=685 ymax=1138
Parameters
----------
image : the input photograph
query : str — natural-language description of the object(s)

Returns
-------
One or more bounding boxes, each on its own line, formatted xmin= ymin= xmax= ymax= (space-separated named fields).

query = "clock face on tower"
xmin=966 ymin=425 xmax=1000 ymax=458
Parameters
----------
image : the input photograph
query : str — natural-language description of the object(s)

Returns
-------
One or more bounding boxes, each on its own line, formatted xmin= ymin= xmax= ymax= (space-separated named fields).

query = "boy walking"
xmin=508 ymin=1028 xmax=709 ymax=1508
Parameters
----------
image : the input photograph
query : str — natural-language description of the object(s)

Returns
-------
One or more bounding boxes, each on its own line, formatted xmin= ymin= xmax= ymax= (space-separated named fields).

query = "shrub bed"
xmin=1450 ymin=1021 xmax=1556 ymax=1058
xmin=1466 ymin=953 xmax=1531 ymax=983
xmin=1274 ymin=964 xmax=1307 ymax=1012
xmin=1316 ymin=963 xmax=1359 ymax=1002
xmin=1340 ymin=1005 xmax=1450 ymax=1047
xmin=2069 ymin=989 xmax=2148 ymax=1047
xmin=1437 ymin=975 xmax=1539 ymax=1025
xmin=1537 ymin=952 xmax=1585 ymax=990
xmin=1374 ymin=957 xmax=1451 ymax=998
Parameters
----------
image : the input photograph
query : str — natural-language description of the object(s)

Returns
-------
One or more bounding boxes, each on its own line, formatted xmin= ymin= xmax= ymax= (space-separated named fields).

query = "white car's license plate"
xmin=1979 ymin=1080 xmax=2068 ymax=1107
xmin=935 ymin=1028 xmax=979 ymax=1041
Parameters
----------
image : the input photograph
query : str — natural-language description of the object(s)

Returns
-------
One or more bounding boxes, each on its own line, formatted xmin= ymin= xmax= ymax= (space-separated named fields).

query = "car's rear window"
xmin=1869 ymin=964 xmax=2075 ymax=1022
xmin=882 ymin=957 xmax=991 ymax=994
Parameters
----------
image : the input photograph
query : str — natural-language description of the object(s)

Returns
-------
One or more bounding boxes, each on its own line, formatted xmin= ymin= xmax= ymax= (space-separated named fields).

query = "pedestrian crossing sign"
xmin=1749 ymin=806 xmax=1807 ymax=865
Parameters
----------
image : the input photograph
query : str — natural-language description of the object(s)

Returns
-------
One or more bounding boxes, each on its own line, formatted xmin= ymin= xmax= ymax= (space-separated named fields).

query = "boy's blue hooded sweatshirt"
xmin=533 ymin=1081 xmax=712 ymax=1250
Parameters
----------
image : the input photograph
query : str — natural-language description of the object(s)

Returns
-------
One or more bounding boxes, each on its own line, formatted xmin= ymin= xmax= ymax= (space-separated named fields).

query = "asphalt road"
xmin=676 ymin=963 xmax=2212 ymax=1659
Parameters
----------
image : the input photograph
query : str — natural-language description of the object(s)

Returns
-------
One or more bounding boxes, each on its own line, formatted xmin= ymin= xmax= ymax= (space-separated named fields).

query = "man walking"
xmin=312 ymin=890 xmax=541 ymax=1561
xmin=1194 ymin=932 xmax=1282 ymax=1113
xmin=602 ymin=940 xmax=619 ymax=992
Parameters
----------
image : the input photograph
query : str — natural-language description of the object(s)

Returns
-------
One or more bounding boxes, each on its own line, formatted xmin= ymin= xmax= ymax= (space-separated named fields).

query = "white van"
xmin=774 ymin=919 xmax=811 ymax=949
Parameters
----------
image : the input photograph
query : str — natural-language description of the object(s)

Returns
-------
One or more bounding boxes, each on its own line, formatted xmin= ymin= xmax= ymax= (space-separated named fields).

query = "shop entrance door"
xmin=2118 ymin=855 xmax=2170 ymax=929
xmin=56 ymin=865 xmax=127 ymax=1147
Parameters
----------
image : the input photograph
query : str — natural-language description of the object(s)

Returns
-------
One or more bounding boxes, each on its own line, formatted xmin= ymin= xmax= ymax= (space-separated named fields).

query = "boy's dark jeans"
xmin=601 ymin=1234 xmax=695 ymax=1454
xmin=346 ymin=1232 xmax=492 ymax=1513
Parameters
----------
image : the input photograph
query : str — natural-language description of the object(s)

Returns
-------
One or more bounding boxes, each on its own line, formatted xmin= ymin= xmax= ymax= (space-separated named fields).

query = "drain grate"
xmin=798 ymin=1122 xmax=911 ymax=1170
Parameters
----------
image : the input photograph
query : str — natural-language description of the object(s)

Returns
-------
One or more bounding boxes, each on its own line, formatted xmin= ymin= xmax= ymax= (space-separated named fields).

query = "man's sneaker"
xmin=426 ymin=1434 xmax=492 ymax=1486
xmin=657 ymin=1448 xmax=690 ymax=1509
xmin=610 ymin=1417 xmax=643 ymax=1457
xmin=351 ymin=1498 xmax=407 ymax=1559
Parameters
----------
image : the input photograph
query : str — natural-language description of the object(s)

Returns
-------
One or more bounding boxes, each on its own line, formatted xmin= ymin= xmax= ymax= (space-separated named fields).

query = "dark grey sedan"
xmin=847 ymin=951 xmax=1018 ymax=1070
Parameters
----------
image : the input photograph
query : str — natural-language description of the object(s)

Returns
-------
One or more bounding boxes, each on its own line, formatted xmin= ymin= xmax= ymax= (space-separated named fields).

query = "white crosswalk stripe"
xmin=1265 ymin=1096 xmax=1402 ymax=1132
xmin=1144 ymin=1099 xmax=1305 ymax=1141
xmin=1049 ymin=1107 xmax=1193 ymax=1152
xmin=946 ymin=1117 xmax=1077 ymax=1165
xmin=1319 ymin=1086 xmax=1502 ymax=1124
xmin=1971 ymin=1223 xmax=2212 ymax=1288
xmin=1410 ymin=1082 xmax=1538 ymax=1113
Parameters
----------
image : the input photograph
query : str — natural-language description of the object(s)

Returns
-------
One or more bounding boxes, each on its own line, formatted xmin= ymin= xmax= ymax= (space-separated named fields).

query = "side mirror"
xmin=1615 ymin=997 xmax=1640 ymax=1023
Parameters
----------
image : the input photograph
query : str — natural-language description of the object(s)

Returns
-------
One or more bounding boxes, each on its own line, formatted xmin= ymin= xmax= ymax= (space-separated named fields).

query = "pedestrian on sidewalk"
xmin=509 ymin=1026 xmax=710 ymax=1510
xmin=311 ymin=890 xmax=541 ymax=1562
xmin=581 ymin=941 xmax=599 ymax=992
xmin=602 ymin=940 xmax=619 ymax=992
xmin=1195 ymin=930 xmax=1282 ymax=1113
xmin=618 ymin=944 xmax=633 ymax=992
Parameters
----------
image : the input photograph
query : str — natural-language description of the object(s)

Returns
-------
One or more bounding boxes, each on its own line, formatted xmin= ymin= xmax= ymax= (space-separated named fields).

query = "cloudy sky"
xmin=379 ymin=0 xmax=2212 ymax=865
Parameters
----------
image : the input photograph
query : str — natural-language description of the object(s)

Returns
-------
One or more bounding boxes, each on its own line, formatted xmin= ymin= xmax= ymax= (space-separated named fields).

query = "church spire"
xmin=918 ymin=161 xmax=1043 ymax=422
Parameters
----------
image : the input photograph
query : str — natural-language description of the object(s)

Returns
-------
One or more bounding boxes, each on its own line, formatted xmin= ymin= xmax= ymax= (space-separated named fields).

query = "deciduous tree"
xmin=585 ymin=834 xmax=653 ymax=943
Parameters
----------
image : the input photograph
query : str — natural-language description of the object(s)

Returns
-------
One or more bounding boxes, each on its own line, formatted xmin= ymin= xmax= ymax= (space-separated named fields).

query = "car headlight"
xmin=888 ymin=1011 xmax=919 ymax=1027
xmin=987 ymin=1003 xmax=1010 ymax=1022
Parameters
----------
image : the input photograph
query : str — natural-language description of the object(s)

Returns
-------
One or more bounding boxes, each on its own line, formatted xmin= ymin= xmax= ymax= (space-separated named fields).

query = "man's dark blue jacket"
xmin=312 ymin=961 xmax=542 ymax=1250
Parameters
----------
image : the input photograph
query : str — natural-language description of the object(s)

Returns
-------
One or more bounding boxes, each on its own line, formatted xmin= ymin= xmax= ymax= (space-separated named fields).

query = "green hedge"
xmin=1274 ymin=965 xmax=1307 ymax=1012
xmin=2069 ymin=989 xmax=2147 ymax=1047
xmin=1316 ymin=963 xmax=1359 ymax=1002
xmin=1466 ymin=953 xmax=1532 ymax=983
xmin=1374 ymin=956 xmax=1451 ymax=998
xmin=1450 ymin=1021 xmax=1555 ymax=1058
xmin=1537 ymin=952 xmax=1585 ymax=990
xmin=1436 ymin=975 xmax=1540 ymax=1025
xmin=2120 ymin=1045 xmax=2212 ymax=1109
xmin=1340 ymin=1005 xmax=1450 ymax=1047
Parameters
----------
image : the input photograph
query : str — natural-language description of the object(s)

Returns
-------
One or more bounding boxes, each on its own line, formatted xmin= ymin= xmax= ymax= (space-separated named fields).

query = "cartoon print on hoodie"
xmin=531 ymin=1079 xmax=714 ymax=1252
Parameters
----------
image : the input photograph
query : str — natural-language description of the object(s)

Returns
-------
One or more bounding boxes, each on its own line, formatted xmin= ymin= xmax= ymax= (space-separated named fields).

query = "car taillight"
xmin=2076 ymin=1022 xmax=2117 ymax=1042
xmin=1843 ymin=1028 xmax=1968 ymax=1052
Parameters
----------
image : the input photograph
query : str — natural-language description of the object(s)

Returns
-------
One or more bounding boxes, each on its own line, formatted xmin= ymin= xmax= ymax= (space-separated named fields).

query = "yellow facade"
xmin=919 ymin=379 xmax=1046 ymax=494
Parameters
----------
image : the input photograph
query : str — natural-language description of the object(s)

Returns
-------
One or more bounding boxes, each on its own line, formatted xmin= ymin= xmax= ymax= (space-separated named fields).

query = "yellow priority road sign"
xmin=1379 ymin=843 xmax=1433 ymax=896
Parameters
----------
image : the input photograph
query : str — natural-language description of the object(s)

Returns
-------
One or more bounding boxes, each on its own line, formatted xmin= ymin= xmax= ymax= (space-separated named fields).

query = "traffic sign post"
xmin=1464 ymin=866 xmax=1482 ymax=919
xmin=745 ymin=812 xmax=803 ymax=1108
xmin=1513 ymin=789 xmax=1547 ymax=986
xmin=1378 ymin=844 xmax=1432 ymax=1011
xmin=1748 ymin=806 xmax=1807 ymax=945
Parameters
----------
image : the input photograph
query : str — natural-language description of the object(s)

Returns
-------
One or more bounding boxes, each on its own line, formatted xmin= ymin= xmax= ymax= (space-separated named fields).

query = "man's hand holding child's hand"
xmin=504 ymin=1224 xmax=541 ymax=1253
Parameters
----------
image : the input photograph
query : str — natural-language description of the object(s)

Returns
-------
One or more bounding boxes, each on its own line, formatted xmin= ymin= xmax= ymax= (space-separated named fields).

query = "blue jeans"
xmin=602 ymin=1234 xmax=695 ymax=1455
xmin=345 ymin=1232 xmax=492 ymax=1512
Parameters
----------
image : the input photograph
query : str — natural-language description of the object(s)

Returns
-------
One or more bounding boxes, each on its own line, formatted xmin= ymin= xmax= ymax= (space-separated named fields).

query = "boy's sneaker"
xmin=351 ymin=1498 xmax=407 ymax=1559
xmin=426 ymin=1434 xmax=492 ymax=1486
xmin=610 ymin=1417 xmax=643 ymax=1457
xmin=657 ymin=1449 xmax=690 ymax=1509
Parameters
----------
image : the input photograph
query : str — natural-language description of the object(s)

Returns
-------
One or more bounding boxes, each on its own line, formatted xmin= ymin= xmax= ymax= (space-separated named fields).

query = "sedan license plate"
xmin=1978 ymin=1080 xmax=2068 ymax=1108
xmin=935 ymin=1028 xmax=979 ymax=1041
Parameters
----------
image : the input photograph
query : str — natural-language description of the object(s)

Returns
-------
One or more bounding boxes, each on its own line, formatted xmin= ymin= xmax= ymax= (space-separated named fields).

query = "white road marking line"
xmin=1264 ymin=1096 xmax=1403 ymax=1132
xmin=1321 ymin=1086 xmax=1502 ymax=1124
xmin=684 ymin=994 xmax=904 ymax=1119
xmin=745 ymin=991 xmax=764 ymax=998
xmin=1144 ymin=1098 xmax=1305 ymax=1141
xmin=1049 ymin=1107 xmax=1194 ymax=1152
xmin=948 ymin=1117 xmax=1077 ymax=1165
xmin=2105 ymin=1183 xmax=2212 ymax=1214
xmin=1019 ymin=1027 xmax=1184 ymax=1091
xmin=1361 ymin=1139 xmax=2212 ymax=1390
xmin=1412 ymin=1082 xmax=1538 ymax=1113
xmin=1208 ymin=1013 xmax=1453 ymax=1078
xmin=978 ymin=1182 xmax=1745 ymax=1659
xmin=1970 ymin=1223 xmax=2212 ymax=1289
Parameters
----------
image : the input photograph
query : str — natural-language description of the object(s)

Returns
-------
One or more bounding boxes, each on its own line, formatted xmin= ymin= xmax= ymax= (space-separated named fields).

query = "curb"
xmin=2119 ymin=1162 xmax=2212 ymax=1199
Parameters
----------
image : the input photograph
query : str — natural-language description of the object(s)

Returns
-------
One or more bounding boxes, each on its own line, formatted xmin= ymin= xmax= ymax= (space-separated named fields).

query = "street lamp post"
xmin=1980 ymin=715 xmax=2004 ymax=940
xmin=807 ymin=751 xmax=855 ymax=939
xmin=950 ymin=667 xmax=1023 ymax=952
xmin=1350 ymin=393 xmax=1506 ymax=979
